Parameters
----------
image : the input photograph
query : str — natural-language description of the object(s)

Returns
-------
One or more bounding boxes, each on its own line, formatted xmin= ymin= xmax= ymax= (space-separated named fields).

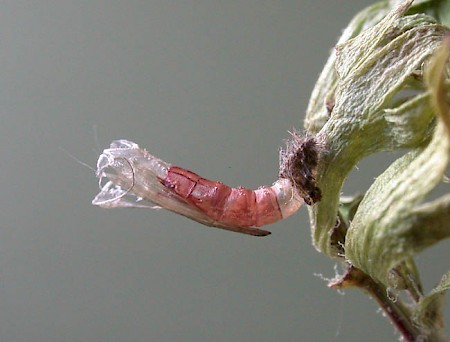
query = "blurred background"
xmin=1 ymin=1 xmax=448 ymax=341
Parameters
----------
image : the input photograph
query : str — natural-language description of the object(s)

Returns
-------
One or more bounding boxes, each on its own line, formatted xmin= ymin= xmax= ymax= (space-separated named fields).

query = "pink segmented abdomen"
xmin=163 ymin=166 xmax=283 ymax=228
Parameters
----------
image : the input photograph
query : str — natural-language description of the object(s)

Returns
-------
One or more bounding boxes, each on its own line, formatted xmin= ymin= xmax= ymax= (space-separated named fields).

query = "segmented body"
xmin=164 ymin=166 xmax=283 ymax=228
xmin=93 ymin=140 xmax=304 ymax=236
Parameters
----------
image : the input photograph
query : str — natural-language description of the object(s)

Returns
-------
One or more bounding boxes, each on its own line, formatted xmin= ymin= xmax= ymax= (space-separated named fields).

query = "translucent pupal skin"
xmin=93 ymin=140 xmax=304 ymax=236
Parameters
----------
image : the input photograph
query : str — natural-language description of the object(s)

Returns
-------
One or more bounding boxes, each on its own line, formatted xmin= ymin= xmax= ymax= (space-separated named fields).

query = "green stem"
xmin=362 ymin=277 xmax=418 ymax=342
xmin=330 ymin=266 xmax=421 ymax=341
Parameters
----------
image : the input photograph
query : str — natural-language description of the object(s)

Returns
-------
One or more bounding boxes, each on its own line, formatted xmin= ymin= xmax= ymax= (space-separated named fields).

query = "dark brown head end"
xmin=279 ymin=130 xmax=324 ymax=205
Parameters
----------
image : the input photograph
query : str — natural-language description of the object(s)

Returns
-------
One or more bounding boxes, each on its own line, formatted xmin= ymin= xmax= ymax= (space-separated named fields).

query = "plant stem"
xmin=330 ymin=266 xmax=421 ymax=341
xmin=362 ymin=276 xmax=418 ymax=342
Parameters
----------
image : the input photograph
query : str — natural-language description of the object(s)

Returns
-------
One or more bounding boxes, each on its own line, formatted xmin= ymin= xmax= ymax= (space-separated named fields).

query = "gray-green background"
xmin=1 ymin=1 xmax=448 ymax=341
